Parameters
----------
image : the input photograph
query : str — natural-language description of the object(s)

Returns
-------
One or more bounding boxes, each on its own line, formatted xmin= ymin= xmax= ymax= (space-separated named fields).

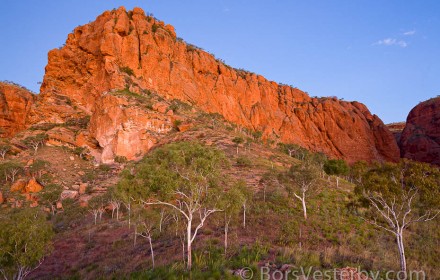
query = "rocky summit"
xmin=400 ymin=97 xmax=440 ymax=165
xmin=23 ymin=6 xmax=398 ymax=164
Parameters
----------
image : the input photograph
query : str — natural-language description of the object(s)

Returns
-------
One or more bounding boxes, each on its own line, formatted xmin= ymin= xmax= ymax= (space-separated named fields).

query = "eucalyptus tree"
xmin=117 ymin=141 xmax=229 ymax=270
xmin=356 ymin=160 xmax=440 ymax=274
xmin=0 ymin=208 xmax=54 ymax=280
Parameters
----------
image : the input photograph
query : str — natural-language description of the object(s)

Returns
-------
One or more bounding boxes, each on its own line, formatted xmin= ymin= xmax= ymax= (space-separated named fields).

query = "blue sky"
xmin=1 ymin=1 xmax=439 ymax=123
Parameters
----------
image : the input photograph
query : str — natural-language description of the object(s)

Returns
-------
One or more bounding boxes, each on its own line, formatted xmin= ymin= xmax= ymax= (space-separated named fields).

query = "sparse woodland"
xmin=1 ymin=112 xmax=438 ymax=280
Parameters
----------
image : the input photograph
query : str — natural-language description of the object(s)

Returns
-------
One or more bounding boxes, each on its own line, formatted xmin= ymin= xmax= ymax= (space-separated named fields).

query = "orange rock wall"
xmin=0 ymin=83 xmax=36 ymax=137
xmin=40 ymin=7 xmax=399 ymax=163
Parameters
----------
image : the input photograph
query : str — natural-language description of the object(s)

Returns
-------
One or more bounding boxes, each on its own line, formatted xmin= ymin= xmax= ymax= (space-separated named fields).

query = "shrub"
xmin=236 ymin=156 xmax=252 ymax=167
xmin=114 ymin=156 xmax=128 ymax=164
xmin=120 ymin=66 xmax=134 ymax=76
xmin=324 ymin=159 xmax=349 ymax=176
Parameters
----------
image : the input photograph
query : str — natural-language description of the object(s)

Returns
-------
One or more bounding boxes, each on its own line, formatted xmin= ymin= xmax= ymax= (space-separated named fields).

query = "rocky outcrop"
xmin=400 ymin=97 xmax=440 ymax=165
xmin=0 ymin=82 xmax=36 ymax=137
xmin=39 ymin=7 xmax=398 ymax=163
xmin=10 ymin=178 xmax=43 ymax=193
xmin=89 ymin=91 xmax=174 ymax=163
xmin=386 ymin=122 xmax=406 ymax=144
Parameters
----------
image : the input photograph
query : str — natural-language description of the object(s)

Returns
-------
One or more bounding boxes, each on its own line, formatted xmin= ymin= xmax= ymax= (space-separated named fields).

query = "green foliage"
xmin=65 ymin=116 xmax=90 ymax=129
xmin=0 ymin=142 xmax=11 ymax=159
xmin=0 ymin=160 xmax=24 ymax=183
xmin=39 ymin=183 xmax=62 ymax=205
xmin=151 ymin=23 xmax=159 ymax=33
xmin=120 ymin=66 xmax=134 ymax=76
xmin=349 ymin=160 xmax=369 ymax=183
xmin=287 ymin=162 xmax=321 ymax=190
xmin=229 ymin=243 xmax=269 ymax=269
xmin=232 ymin=137 xmax=244 ymax=145
xmin=117 ymin=141 xmax=227 ymax=201
xmin=98 ymin=164 xmax=111 ymax=173
xmin=114 ymin=155 xmax=128 ymax=164
xmin=277 ymin=143 xmax=311 ymax=161
xmin=173 ymin=119 xmax=182 ymax=130
xmin=22 ymin=133 xmax=48 ymax=154
xmin=221 ymin=180 xmax=249 ymax=220
xmin=355 ymin=160 xmax=440 ymax=208
xmin=324 ymin=159 xmax=349 ymax=176
xmin=72 ymin=146 xmax=90 ymax=160
xmin=252 ymin=130 xmax=263 ymax=141
xmin=236 ymin=156 xmax=252 ymax=167
xmin=168 ymin=99 xmax=193 ymax=113
xmin=0 ymin=208 xmax=54 ymax=278
xmin=186 ymin=44 xmax=200 ymax=52
xmin=29 ymin=159 xmax=50 ymax=178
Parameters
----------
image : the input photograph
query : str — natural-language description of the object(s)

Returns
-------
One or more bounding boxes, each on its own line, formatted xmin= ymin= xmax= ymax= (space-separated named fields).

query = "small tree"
xmin=349 ymin=160 xmax=369 ymax=184
xmin=220 ymin=181 xmax=247 ymax=254
xmin=39 ymin=183 xmax=62 ymax=216
xmin=28 ymin=160 xmax=50 ymax=178
xmin=234 ymin=180 xmax=252 ymax=229
xmin=0 ymin=144 xmax=11 ymax=160
xmin=232 ymin=137 xmax=244 ymax=155
xmin=134 ymin=209 xmax=160 ymax=269
xmin=283 ymin=162 xmax=321 ymax=220
xmin=0 ymin=161 xmax=24 ymax=183
xmin=324 ymin=159 xmax=349 ymax=187
xmin=23 ymin=134 xmax=47 ymax=155
xmin=0 ymin=208 xmax=54 ymax=280
xmin=119 ymin=142 xmax=227 ymax=270
xmin=355 ymin=160 xmax=440 ymax=274
xmin=88 ymin=196 xmax=106 ymax=224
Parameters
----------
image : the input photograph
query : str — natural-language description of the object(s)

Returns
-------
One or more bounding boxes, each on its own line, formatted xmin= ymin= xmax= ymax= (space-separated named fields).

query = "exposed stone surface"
xmin=386 ymin=122 xmax=406 ymax=144
xmin=10 ymin=179 xmax=28 ymax=192
xmin=38 ymin=7 xmax=399 ymax=163
xmin=79 ymin=183 xmax=88 ymax=194
xmin=400 ymin=97 xmax=440 ymax=165
xmin=0 ymin=82 xmax=36 ymax=137
xmin=46 ymin=127 xmax=77 ymax=147
xmin=10 ymin=178 xmax=44 ymax=193
xmin=60 ymin=190 xmax=79 ymax=200
xmin=25 ymin=178 xmax=44 ymax=193
xmin=89 ymin=93 xmax=173 ymax=163
xmin=0 ymin=191 xmax=3 ymax=204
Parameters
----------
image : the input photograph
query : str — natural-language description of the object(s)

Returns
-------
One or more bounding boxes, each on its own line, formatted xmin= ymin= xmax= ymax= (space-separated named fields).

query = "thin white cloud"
xmin=373 ymin=38 xmax=408 ymax=48
xmin=403 ymin=30 xmax=416 ymax=36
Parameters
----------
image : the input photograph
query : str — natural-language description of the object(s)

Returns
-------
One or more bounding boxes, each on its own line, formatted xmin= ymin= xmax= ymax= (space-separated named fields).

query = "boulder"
xmin=78 ymin=194 xmax=93 ymax=207
xmin=177 ymin=122 xmax=193 ymax=132
xmin=24 ymin=178 xmax=44 ymax=193
xmin=0 ymin=191 xmax=3 ymax=204
xmin=60 ymin=190 xmax=79 ymax=200
xmin=79 ymin=183 xmax=88 ymax=195
xmin=10 ymin=179 xmax=27 ymax=192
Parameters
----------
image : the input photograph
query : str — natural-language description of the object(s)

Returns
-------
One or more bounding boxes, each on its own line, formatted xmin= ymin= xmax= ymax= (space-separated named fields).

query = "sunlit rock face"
xmin=38 ymin=6 xmax=399 ymax=163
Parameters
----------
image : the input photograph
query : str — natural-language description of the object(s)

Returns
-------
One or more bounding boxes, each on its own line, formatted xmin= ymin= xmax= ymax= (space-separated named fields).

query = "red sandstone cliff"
xmin=29 ymin=7 xmax=400 ymax=163
xmin=400 ymin=97 xmax=440 ymax=165
xmin=0 ymin=82 xmax=36 ymax=137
